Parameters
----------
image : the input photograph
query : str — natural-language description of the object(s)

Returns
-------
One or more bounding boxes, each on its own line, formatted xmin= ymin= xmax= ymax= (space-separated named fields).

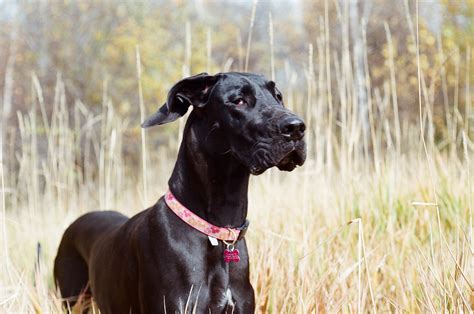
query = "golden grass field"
xmin=1 ymin=1 xmax=473 ymax=313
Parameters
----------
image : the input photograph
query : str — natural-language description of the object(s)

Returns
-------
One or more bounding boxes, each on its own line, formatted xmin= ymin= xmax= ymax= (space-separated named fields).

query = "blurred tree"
xmin=0 ymin=0 xmax=471 ymax=147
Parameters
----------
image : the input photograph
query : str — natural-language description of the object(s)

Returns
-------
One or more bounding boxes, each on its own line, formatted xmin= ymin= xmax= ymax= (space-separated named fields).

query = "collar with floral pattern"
xmin=164 ymin=190 xmax=249 ymax=242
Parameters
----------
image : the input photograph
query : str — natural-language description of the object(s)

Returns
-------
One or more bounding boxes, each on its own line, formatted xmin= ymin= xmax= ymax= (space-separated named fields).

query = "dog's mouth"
xmin=276 ymin=148 xmax=306 ymax=171
xmin=249 ymin=140 xmax=306 ymax=175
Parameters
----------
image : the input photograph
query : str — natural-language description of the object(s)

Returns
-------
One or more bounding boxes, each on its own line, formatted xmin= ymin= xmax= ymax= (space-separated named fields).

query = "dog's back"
xmin=54 ymin=211 xmax=128 ymax=308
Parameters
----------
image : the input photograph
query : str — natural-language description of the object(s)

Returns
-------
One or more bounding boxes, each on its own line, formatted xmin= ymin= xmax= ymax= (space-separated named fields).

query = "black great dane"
xmin=54 ymin=72 xmax=306 ymax=313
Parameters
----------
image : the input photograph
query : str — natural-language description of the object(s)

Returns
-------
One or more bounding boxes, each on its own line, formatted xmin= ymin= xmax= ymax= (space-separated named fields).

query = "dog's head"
xmin=143 ymin=72 xmax=306 ymax=175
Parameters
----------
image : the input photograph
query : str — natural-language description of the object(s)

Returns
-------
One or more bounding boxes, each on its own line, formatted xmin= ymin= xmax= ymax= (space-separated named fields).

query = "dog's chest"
xmin=219 ymin=288 xmax=235 ymax=309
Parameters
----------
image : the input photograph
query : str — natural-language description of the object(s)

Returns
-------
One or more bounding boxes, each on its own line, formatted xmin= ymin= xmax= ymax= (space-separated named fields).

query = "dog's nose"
xmin=280 ymin=117 xmax=305 ymax=141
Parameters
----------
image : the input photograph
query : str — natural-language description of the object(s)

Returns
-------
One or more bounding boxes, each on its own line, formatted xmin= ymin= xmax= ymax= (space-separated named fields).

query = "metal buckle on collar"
xmin=236 ymin=219 xmax=250 ymax=241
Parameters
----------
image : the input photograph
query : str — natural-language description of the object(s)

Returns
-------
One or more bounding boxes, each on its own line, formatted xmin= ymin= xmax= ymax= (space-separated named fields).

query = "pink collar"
xmin=164 ymin=190 xmax=247 ymax=242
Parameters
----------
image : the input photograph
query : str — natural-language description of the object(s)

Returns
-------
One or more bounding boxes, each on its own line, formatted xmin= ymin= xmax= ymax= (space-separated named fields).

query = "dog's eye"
xmin=232 ymin=98 xmax=247 ymax=106
xmin=276 ymin=93 xmax=283 ymax=102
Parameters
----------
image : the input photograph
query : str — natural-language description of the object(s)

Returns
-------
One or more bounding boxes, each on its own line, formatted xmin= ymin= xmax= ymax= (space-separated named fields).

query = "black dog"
xmin=54 ymin=72 xmax=306 ymax=313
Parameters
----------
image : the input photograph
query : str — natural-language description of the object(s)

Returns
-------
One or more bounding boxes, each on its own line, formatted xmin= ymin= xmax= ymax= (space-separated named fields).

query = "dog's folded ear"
xmin=142 ymin=73 xmax=218 ymax=128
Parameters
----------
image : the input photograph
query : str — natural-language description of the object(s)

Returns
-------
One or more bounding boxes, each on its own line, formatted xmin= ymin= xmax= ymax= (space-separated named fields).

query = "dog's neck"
xmin=168 ymin=113 xmax=250 ymax=228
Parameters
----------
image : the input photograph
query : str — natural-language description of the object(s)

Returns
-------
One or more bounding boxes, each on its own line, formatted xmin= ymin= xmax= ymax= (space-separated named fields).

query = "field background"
xmin=0 ymin=0 xmax=473 ymax=312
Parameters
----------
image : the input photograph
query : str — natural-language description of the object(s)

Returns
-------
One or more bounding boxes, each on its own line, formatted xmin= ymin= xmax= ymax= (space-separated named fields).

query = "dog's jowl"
xmin=54 ymin=72 xmax=306 ymax=313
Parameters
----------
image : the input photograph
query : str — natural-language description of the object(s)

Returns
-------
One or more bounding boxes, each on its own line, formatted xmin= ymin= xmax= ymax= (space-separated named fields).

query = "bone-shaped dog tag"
xmin=223 ymin=248 xmax=240 ymax=263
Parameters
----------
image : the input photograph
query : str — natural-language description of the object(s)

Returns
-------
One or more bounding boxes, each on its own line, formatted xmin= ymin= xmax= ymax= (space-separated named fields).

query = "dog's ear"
xmin=141 ymin=73 xmax=218 ymax=128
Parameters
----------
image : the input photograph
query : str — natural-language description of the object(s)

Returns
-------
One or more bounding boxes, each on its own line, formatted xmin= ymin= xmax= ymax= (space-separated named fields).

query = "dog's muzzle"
xmin=276 ymin=115 xmax=306 ymax=171
xmin=276 ymin=140 xmax=306 ymax=171
xmin=249 ymin=115 xmax=306 ymax=175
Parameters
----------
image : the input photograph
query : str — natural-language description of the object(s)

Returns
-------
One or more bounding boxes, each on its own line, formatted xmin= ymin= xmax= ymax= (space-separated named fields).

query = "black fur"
xmin=54 ymin=72 xmax=306 ymax=313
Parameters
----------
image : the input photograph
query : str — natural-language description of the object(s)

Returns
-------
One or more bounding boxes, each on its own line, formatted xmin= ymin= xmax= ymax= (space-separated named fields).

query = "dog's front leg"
xmin=231 ymin=287 xmax=256 ymax=314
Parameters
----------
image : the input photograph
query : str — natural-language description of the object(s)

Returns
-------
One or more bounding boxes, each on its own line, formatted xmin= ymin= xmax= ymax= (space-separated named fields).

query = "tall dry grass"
xmin=1 ymin=1 xmax=473 ymax=313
